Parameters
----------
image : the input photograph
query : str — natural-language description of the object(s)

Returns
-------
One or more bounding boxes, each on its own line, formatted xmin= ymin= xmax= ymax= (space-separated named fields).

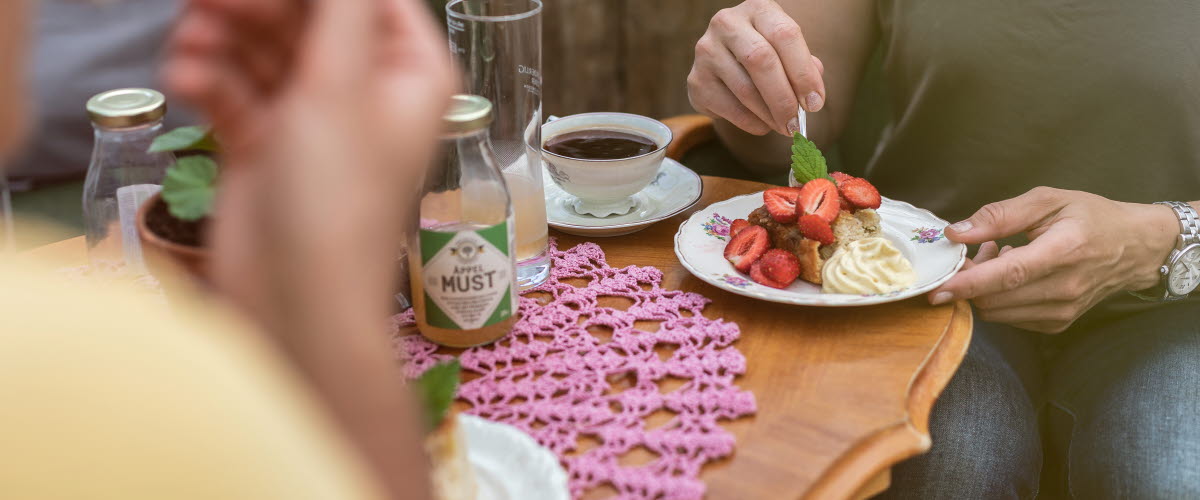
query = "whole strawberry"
xmin=753 ymin=249 xmax=800 ymax=288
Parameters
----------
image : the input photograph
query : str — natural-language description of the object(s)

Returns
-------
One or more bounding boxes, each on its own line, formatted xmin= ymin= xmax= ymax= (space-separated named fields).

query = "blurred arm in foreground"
xmin=164 ymin=0 xmax=457 ymax=497
xmin=0 ymin=0 xmax=455 ymax=498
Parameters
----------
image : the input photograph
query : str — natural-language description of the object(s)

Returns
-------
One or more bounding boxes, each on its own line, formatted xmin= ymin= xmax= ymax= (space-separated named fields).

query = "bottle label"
xmin=419 ymin=222 xmax=514 ymax=330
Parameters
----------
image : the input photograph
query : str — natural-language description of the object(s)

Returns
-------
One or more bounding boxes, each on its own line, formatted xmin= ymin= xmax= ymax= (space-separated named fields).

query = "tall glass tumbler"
xmin=447 ymin=0 xmax=550 ymax=289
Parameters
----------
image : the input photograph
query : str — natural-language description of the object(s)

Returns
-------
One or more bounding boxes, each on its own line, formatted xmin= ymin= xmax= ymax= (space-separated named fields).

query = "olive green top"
xmin=869 ymin=0 xmax=1200 ymax=327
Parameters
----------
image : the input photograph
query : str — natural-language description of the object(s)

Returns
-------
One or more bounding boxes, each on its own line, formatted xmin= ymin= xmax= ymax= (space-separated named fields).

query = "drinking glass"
xmin=447 ymin=0 xmax=550 ymax=289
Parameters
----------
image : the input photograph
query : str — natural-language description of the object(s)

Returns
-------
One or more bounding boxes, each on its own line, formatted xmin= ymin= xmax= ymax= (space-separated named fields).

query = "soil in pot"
xmin=146 ymin=197 xmax=209 ymax=247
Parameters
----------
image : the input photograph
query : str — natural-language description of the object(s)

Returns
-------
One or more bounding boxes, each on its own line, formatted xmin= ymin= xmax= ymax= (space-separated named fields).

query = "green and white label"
xmin=419 ymin=222 xmax=514 ymax=330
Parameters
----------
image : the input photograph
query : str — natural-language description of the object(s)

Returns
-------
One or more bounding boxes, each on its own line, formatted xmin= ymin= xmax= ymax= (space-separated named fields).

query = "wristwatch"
xmin=1130 ymin=201 xmax=1200 ymax=302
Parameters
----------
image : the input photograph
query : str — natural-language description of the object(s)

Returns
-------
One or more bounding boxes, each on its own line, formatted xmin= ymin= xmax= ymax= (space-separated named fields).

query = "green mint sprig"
xmin=790 ymin=132 xmax=832 ymax=184
xmin=415 ymin=360 xmax=461 ymax=432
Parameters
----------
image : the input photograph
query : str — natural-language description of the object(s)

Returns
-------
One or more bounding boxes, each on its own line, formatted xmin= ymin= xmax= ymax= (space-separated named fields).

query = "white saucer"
xmin=544 ymin=158 xmax=703 ymax=237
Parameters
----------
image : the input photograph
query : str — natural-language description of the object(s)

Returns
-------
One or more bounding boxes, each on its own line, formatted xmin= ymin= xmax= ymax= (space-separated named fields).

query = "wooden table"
xmin=27 ymin=175 xmax=971 ymax=500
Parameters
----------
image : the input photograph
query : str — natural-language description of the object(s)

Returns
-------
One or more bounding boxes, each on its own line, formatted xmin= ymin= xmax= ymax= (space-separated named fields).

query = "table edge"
xmin=803 ymin=300 xmax=973 ymax=500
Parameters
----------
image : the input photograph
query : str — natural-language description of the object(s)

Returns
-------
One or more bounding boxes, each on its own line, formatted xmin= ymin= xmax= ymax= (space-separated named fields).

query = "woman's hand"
xmin=929 ymin=187 xmax=1181 ymax=333
xmin=687 ymin=0 xmax=826 ymax=136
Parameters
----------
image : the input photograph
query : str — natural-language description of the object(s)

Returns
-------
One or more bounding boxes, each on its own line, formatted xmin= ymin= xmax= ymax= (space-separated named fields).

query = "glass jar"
xmin=82 ymin=88 xmax=174 ymax=271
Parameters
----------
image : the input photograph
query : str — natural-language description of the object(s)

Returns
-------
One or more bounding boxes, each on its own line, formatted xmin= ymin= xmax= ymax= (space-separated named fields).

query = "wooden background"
xmin=540 ymin=0 xmax=735 ymax=119
xmin=431 ymin=0 xmax=737 ymax=119
xmin=430 ymin=0 xmax=891 ymax=175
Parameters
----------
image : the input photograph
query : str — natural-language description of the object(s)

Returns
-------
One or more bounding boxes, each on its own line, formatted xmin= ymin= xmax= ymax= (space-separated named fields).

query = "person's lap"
xmin=878 ymin=301 xmax=1200 ymax=499
xmin=1045 ymin=301 xmax=1200 ymax=499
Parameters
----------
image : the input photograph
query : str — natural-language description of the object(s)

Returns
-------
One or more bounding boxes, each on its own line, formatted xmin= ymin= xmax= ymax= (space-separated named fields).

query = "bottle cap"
xmin=87 ymin=88 xmax=167 ymax=128
xmin=443 ymin=95 xmax=493 ymax=134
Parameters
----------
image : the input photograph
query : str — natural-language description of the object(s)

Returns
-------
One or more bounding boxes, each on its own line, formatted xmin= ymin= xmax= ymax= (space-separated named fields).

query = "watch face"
xmin=1168 ymin=245 xmax=1200 ymax=296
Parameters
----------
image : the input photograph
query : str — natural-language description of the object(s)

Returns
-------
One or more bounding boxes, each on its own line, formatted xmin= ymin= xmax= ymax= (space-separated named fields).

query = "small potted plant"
xmin=136 ymin=125 xmax=218 ymax=281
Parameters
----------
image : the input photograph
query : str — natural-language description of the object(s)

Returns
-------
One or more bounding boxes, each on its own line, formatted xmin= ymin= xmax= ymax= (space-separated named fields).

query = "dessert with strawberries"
xmin=722 ymin=134 xmax=914 ymax=293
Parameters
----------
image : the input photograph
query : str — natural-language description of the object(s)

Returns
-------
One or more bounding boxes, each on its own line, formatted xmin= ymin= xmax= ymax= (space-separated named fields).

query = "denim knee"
xmin=881 ymin=332 xmax=1042 ymax=500
xmin=1059 ymin=345 xmax=1200 ymax=499
xmin=1045 ymin=304 xmax=1200 ymax=499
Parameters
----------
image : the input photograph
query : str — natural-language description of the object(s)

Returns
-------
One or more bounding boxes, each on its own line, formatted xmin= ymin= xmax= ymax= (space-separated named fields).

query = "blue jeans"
xmin=877 ymin=301 xmax=1200 ymax=499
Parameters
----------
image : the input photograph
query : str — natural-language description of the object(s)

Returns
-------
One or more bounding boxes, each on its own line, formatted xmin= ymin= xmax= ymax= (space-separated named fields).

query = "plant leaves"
xmin=162 ymin=155 xmax=218 ymax=221
xmin=790 ymin=132 xmax=832 ymax=184
xmin=415 ymin=360 xmax=461 ymax=431
xmin=149 ymin=125 xmax=218 ymax=153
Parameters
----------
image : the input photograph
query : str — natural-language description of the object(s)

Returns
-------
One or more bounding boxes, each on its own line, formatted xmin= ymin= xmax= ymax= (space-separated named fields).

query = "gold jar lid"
xmin=443 ymin=94 xmax=493 ymax=134
xmin=87 ymin=88 xmax=167 ymax=128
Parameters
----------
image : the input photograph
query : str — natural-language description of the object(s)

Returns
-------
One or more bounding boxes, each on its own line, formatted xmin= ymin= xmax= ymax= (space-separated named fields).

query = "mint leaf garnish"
xmin=415 ymin=360 xmax=461 ymax=432
xmin=161 ymin=155 xmax=218 ymax=221
xmin=149 ymin=125 xmax=218 ymax=153
xmin=790 ymin=132 xmax=832 ymax=184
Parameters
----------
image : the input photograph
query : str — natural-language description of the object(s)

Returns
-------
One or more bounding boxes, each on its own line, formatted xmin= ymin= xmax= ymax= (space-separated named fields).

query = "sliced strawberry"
xmin=838 ymin=178 xmax=882 ymax=209
xmin=757 ymin=249 xmax=800 ymax=287
xmin=830 ymin=171 xmax=855 ymax=185
xmin=797 ymin=178 xmax=840 ymax=223
xmin=729 ymin=219 xmax=750 ymax=237
xmin=763 ymin=187 xmax=803 ymax=223
xmin=798 ymin=214 xmax=836 ymax=245
xmin=749 ymin=260 xmax=789 ymax=289
xmin=723 ymin=225 xmax=769 ymax=273
xmin=839 ymin=194 xmax=854 ymax=212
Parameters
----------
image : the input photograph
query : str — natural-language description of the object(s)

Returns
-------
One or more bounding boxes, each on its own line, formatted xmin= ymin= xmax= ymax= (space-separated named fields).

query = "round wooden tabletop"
xmin=25 ymin=175 xmax=971 ymax=500
xmin=550 ymin=176 xmax=972 ymax=500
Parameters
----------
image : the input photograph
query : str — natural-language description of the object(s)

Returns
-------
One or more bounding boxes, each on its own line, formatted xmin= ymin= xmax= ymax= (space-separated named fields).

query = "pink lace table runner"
xmin=393 ymin=240 xmax=757 ymax=500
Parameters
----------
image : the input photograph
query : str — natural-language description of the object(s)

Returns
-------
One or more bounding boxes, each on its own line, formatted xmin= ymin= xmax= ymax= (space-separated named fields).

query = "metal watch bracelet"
xmin=1161 ymin=201 xmax=1200 ymax=246
xmin=1129 ymin=201 xmax=1200 ymax=301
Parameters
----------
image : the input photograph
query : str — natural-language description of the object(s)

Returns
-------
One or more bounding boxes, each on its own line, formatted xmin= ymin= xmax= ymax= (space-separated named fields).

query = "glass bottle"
xmin=410 ymin=95 xmax=518 ymax=348
xmin=82 ymin=88 xmax=174 ymax=271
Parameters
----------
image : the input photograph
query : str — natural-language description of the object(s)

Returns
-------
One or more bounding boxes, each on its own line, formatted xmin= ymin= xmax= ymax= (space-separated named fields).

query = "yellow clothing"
xmin=0 ymin=253 xmax=385 ymax=499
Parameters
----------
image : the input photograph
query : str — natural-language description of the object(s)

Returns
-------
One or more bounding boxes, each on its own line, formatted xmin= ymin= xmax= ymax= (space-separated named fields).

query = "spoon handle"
xmin=788 ymin=106 xmax=807 ymax=138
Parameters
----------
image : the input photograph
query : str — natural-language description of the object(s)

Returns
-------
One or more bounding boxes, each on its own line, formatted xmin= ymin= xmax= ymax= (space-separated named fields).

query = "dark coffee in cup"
xmin=539 ymin=112 xmax=672 ymax=217
xmin=544 ymin=129 xmax=658 ymax=160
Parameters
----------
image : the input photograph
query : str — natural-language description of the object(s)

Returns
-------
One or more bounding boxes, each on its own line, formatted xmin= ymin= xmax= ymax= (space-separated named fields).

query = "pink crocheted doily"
xmin=393 ymin=240 xmax=756 ymax=500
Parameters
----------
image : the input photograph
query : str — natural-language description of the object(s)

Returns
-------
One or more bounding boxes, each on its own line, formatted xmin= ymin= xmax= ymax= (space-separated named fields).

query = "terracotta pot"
xmin=136 ymin=192 xmax=210 ymax=283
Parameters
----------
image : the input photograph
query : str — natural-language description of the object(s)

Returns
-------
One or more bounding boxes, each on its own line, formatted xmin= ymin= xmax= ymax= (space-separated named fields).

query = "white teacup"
xmin=541 ymin=112 xmax=672 ymax=217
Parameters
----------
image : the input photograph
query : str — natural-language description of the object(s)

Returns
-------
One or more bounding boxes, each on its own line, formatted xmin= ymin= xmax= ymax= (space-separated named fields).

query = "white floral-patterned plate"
xmin=674 ymin=192 xmax=967 ymax=307
xmin=544 ymin=158 xmax=702 ymax=237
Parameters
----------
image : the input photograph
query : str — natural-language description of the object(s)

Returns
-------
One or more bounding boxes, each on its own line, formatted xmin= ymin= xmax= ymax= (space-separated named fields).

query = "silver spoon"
xmin=787 ymin=105 xmax=807 ymax=138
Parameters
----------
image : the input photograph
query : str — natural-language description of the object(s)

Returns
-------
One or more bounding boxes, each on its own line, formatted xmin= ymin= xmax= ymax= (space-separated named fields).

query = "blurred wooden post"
xmin=542 ymin=0 xmax=736 ymax=118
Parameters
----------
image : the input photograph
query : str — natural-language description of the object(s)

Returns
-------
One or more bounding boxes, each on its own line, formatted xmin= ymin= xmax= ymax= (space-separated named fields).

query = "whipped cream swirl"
xmin=822 ymin=237 xmax=916 ymax=295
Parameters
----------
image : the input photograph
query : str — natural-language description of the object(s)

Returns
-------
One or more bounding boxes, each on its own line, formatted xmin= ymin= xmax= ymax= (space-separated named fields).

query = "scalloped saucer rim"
xmin=544 ymin=158 xmax=703 ymax=237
